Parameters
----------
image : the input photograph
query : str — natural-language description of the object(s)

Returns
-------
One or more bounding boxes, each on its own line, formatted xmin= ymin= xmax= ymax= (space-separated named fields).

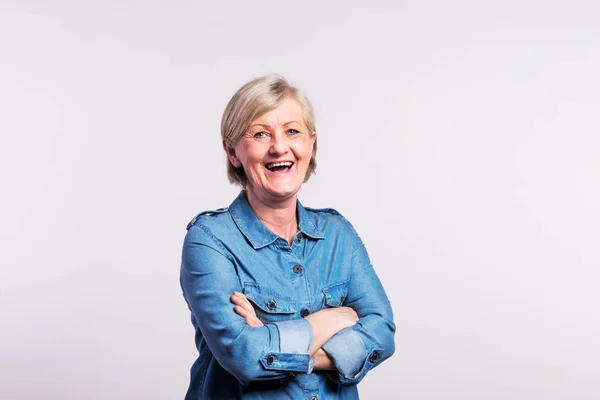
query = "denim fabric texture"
xmin=180 ymin=191 xmax=395 ymax=399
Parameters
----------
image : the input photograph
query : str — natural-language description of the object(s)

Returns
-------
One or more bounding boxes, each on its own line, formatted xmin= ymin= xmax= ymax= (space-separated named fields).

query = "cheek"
xmin=301 ymin=142 xmax=315 ymax=162
xmin=237 ymin=142 xmax=263 ymax=166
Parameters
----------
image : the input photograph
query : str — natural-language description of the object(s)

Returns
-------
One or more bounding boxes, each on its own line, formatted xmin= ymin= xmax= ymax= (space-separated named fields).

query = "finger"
xmin=240 ymin=297 xmax=255 ymax=312
xmin=237 ymin=306 xmax=262 ymax=327
xmin=231 ymin=292 xmax=244 ymax=300
xmin=232 ymin=294 xmax=255 ymax=313
xmin=246 ymin=317 xmax=259 ymax=328
xmin=231 ymin=294 xmax=251 ymax=309
xmin=234 ymin=306 xmax=263 ymax=328
xmin=234 ymin=305 xmax=251 ymax=319
xmin=247 ymin=316 xmax=264 ymax=328
xmin=235 ymin=305 xmax=260 ymax=323
xmin=231 ymin=292 xmax=249 ymax=303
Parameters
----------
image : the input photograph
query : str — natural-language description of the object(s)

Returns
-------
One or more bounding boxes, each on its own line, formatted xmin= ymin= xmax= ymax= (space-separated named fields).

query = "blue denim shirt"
xmin=180 ymin=191 xmax=395 ymax=399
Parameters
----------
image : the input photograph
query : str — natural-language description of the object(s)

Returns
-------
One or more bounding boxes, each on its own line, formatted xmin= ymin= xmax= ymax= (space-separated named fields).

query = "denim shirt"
xmin=180 ymin=191 xmax=395 ymax=400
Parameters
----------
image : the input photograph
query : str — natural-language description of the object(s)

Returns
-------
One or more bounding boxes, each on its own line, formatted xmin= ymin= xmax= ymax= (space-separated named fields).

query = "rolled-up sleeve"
xmin=257 ymin=320 xmax=314 ymax=374
xmin=321 ymin=226 xmax=396 ymax=385
xmin=180 ymin=224 xmax=314 ymax=385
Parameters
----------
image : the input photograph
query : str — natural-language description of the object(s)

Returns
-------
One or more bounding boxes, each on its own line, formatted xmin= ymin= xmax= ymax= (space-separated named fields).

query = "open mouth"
xmin=265 ymin=161 xmax=294 ymax=172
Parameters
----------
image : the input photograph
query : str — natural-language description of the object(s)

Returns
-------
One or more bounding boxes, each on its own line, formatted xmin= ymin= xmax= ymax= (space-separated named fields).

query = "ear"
xmin=222 ymin=139 xmax=242 ymax=168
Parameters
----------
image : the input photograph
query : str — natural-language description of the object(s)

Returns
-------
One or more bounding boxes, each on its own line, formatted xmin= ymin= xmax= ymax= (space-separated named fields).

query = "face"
xmin=225 ymin=98 xmax=316 ymax=203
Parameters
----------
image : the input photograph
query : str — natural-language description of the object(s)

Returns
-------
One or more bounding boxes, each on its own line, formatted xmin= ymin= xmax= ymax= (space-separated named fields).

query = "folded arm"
xmin=320 ymin=227 xmax=396 ymax=385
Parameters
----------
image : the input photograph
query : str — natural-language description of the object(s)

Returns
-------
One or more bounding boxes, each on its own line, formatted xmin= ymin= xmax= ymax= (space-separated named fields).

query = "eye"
xmin=287 ymin=129 xmax=300 ymax=135
xmin=254 ymin=131 xmax=268 ymax=139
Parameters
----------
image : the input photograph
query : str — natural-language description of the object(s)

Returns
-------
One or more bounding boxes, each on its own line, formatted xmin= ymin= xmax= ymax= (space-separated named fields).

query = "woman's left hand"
xmin=231 ymin=292 xmax=264 ymax=328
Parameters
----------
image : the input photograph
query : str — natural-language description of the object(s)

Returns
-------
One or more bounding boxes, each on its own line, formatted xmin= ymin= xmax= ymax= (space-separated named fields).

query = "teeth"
xmin=267 ymin=162 xmax=293 ymax=168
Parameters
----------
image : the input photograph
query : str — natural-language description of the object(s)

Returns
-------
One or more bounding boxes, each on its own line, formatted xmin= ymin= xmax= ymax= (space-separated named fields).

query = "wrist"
xmin=313 ymin=348 xmax=336 ymax=371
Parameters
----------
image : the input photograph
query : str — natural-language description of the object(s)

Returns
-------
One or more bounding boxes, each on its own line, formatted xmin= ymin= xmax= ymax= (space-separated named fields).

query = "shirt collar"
xmin=229 ymin=191 xmax=325 ymax=249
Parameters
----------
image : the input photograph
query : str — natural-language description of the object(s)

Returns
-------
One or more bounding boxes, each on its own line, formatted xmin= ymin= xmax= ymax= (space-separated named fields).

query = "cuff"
xmin=267 ymin=319 xmax=314 ymax=374
xmin=259 ymin=352 xmax=314 ymax=373
xmin=273 ymin=318 xmax=313 ymax=354
xmin=321 ymin=327 xmax=367 ymax=379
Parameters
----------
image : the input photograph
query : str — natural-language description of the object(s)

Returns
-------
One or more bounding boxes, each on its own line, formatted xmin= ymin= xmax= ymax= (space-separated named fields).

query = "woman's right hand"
xmin=231 ymin=291 xmax=264 ymax=328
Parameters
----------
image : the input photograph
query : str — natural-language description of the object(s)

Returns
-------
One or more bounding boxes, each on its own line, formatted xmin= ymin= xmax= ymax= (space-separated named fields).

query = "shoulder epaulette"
xmin=186 ymin=207 xmax=228 ymax=230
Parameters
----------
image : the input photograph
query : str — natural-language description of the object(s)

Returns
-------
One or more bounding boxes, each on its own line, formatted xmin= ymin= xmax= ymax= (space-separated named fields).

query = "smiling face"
xmin=225 ymin=98 xmax=316 ymax=203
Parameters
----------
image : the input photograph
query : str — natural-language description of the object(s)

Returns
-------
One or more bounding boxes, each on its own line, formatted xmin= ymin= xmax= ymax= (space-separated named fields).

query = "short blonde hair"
xmin=221 ymin=74 xmax=317 ymax=187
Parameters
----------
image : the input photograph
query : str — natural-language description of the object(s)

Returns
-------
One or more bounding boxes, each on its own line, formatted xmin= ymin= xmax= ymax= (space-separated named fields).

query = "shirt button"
xmin=309 ymin=396 xmax=318 ymax=400
xmin=300 ymin=308 xmax=310 ymax=317
xmin=297 ymin=232 xmax=303 ymax=241
xmin=340 ymin=295 xmax=345 ymax=304
xmin=369 ymin=352 xmax=380 ymax=363
xmin=293 ymin=264 xmax=303 ymax=274
xmin=267 ymin=300 xmax=277 ymax=310
xmin=267 ymin=355 xmax=275 ymax=365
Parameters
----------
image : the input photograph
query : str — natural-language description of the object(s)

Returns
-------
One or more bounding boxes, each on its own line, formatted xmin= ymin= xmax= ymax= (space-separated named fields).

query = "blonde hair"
xmin=221 ymin=74 xmax=317 ymax=187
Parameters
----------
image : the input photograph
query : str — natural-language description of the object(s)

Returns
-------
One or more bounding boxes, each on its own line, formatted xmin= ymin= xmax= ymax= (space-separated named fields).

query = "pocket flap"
xmin=322 ymin=280 xmax=350 ymax=307
xmin=243 ymin=283 xmax=297 ymax=314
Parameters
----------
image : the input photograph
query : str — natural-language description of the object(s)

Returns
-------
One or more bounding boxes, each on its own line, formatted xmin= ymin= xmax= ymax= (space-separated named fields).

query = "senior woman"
xmin=180 ymin=75 xmax=395 ymax=400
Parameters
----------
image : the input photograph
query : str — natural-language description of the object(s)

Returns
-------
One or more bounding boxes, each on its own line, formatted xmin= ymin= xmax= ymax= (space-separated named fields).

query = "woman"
xmin=180 ymin=75 xmax=395 ymax=399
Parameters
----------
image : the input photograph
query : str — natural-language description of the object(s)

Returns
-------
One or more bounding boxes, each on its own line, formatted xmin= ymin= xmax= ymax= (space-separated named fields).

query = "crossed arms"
xmin=180 ymin=223 xmax=395 ymax=385
xmin=231 ymin=290 xmax=359 ymax=370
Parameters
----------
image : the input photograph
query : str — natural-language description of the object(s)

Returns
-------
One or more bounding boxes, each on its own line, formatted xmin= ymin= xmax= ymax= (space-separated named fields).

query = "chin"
xmin=269 ymin=189 xmax=299 ymax=198
xmin=266 ymin=184 xmax=301 ymax=199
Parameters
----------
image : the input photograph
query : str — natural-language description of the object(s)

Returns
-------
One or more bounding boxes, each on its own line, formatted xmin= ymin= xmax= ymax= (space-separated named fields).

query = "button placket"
xmin=287 ymin=233 xmax=312 ymax=320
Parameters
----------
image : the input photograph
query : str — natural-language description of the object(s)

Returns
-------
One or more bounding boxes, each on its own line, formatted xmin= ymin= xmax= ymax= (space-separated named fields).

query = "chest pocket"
xmin=243 ymin=283 xmax=297 ymax=323
xmin=322 ymin=279 xmax=350 ymax=308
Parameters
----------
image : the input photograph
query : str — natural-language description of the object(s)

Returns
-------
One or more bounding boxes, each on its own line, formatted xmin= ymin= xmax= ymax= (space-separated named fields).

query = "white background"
xmin=1 ymin=1 xmax=599 ymax=399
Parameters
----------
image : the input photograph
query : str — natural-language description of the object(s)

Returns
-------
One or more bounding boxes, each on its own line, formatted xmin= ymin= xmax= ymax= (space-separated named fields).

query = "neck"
xmin=245 ymin=188 xmax=298 ymax=245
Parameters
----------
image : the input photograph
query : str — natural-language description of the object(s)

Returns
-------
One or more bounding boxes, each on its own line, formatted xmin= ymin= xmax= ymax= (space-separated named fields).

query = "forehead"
xmin=250 ymin=98 xmax=305 ymax=127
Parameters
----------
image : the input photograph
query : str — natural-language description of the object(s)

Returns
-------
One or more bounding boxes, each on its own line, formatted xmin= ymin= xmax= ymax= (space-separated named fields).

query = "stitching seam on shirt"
xmin=243 ymin=282 xmax=297 ymax=302
xmin=321 ymin=279 xmax=351 ymax=293
xmin=195 ymin=223 xmax=235 ymax=263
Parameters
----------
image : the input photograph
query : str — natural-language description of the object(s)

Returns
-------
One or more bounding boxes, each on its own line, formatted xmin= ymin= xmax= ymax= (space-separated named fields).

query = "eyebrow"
xmin=248 ymin=123 xmax=272 ymax=129
xmin=248 ymin=121 xmax=302 ymax=130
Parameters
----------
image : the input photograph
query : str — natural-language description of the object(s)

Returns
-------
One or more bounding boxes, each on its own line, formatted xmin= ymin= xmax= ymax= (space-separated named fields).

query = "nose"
xmin=269 ymin=131 xmax=290 ymax=155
